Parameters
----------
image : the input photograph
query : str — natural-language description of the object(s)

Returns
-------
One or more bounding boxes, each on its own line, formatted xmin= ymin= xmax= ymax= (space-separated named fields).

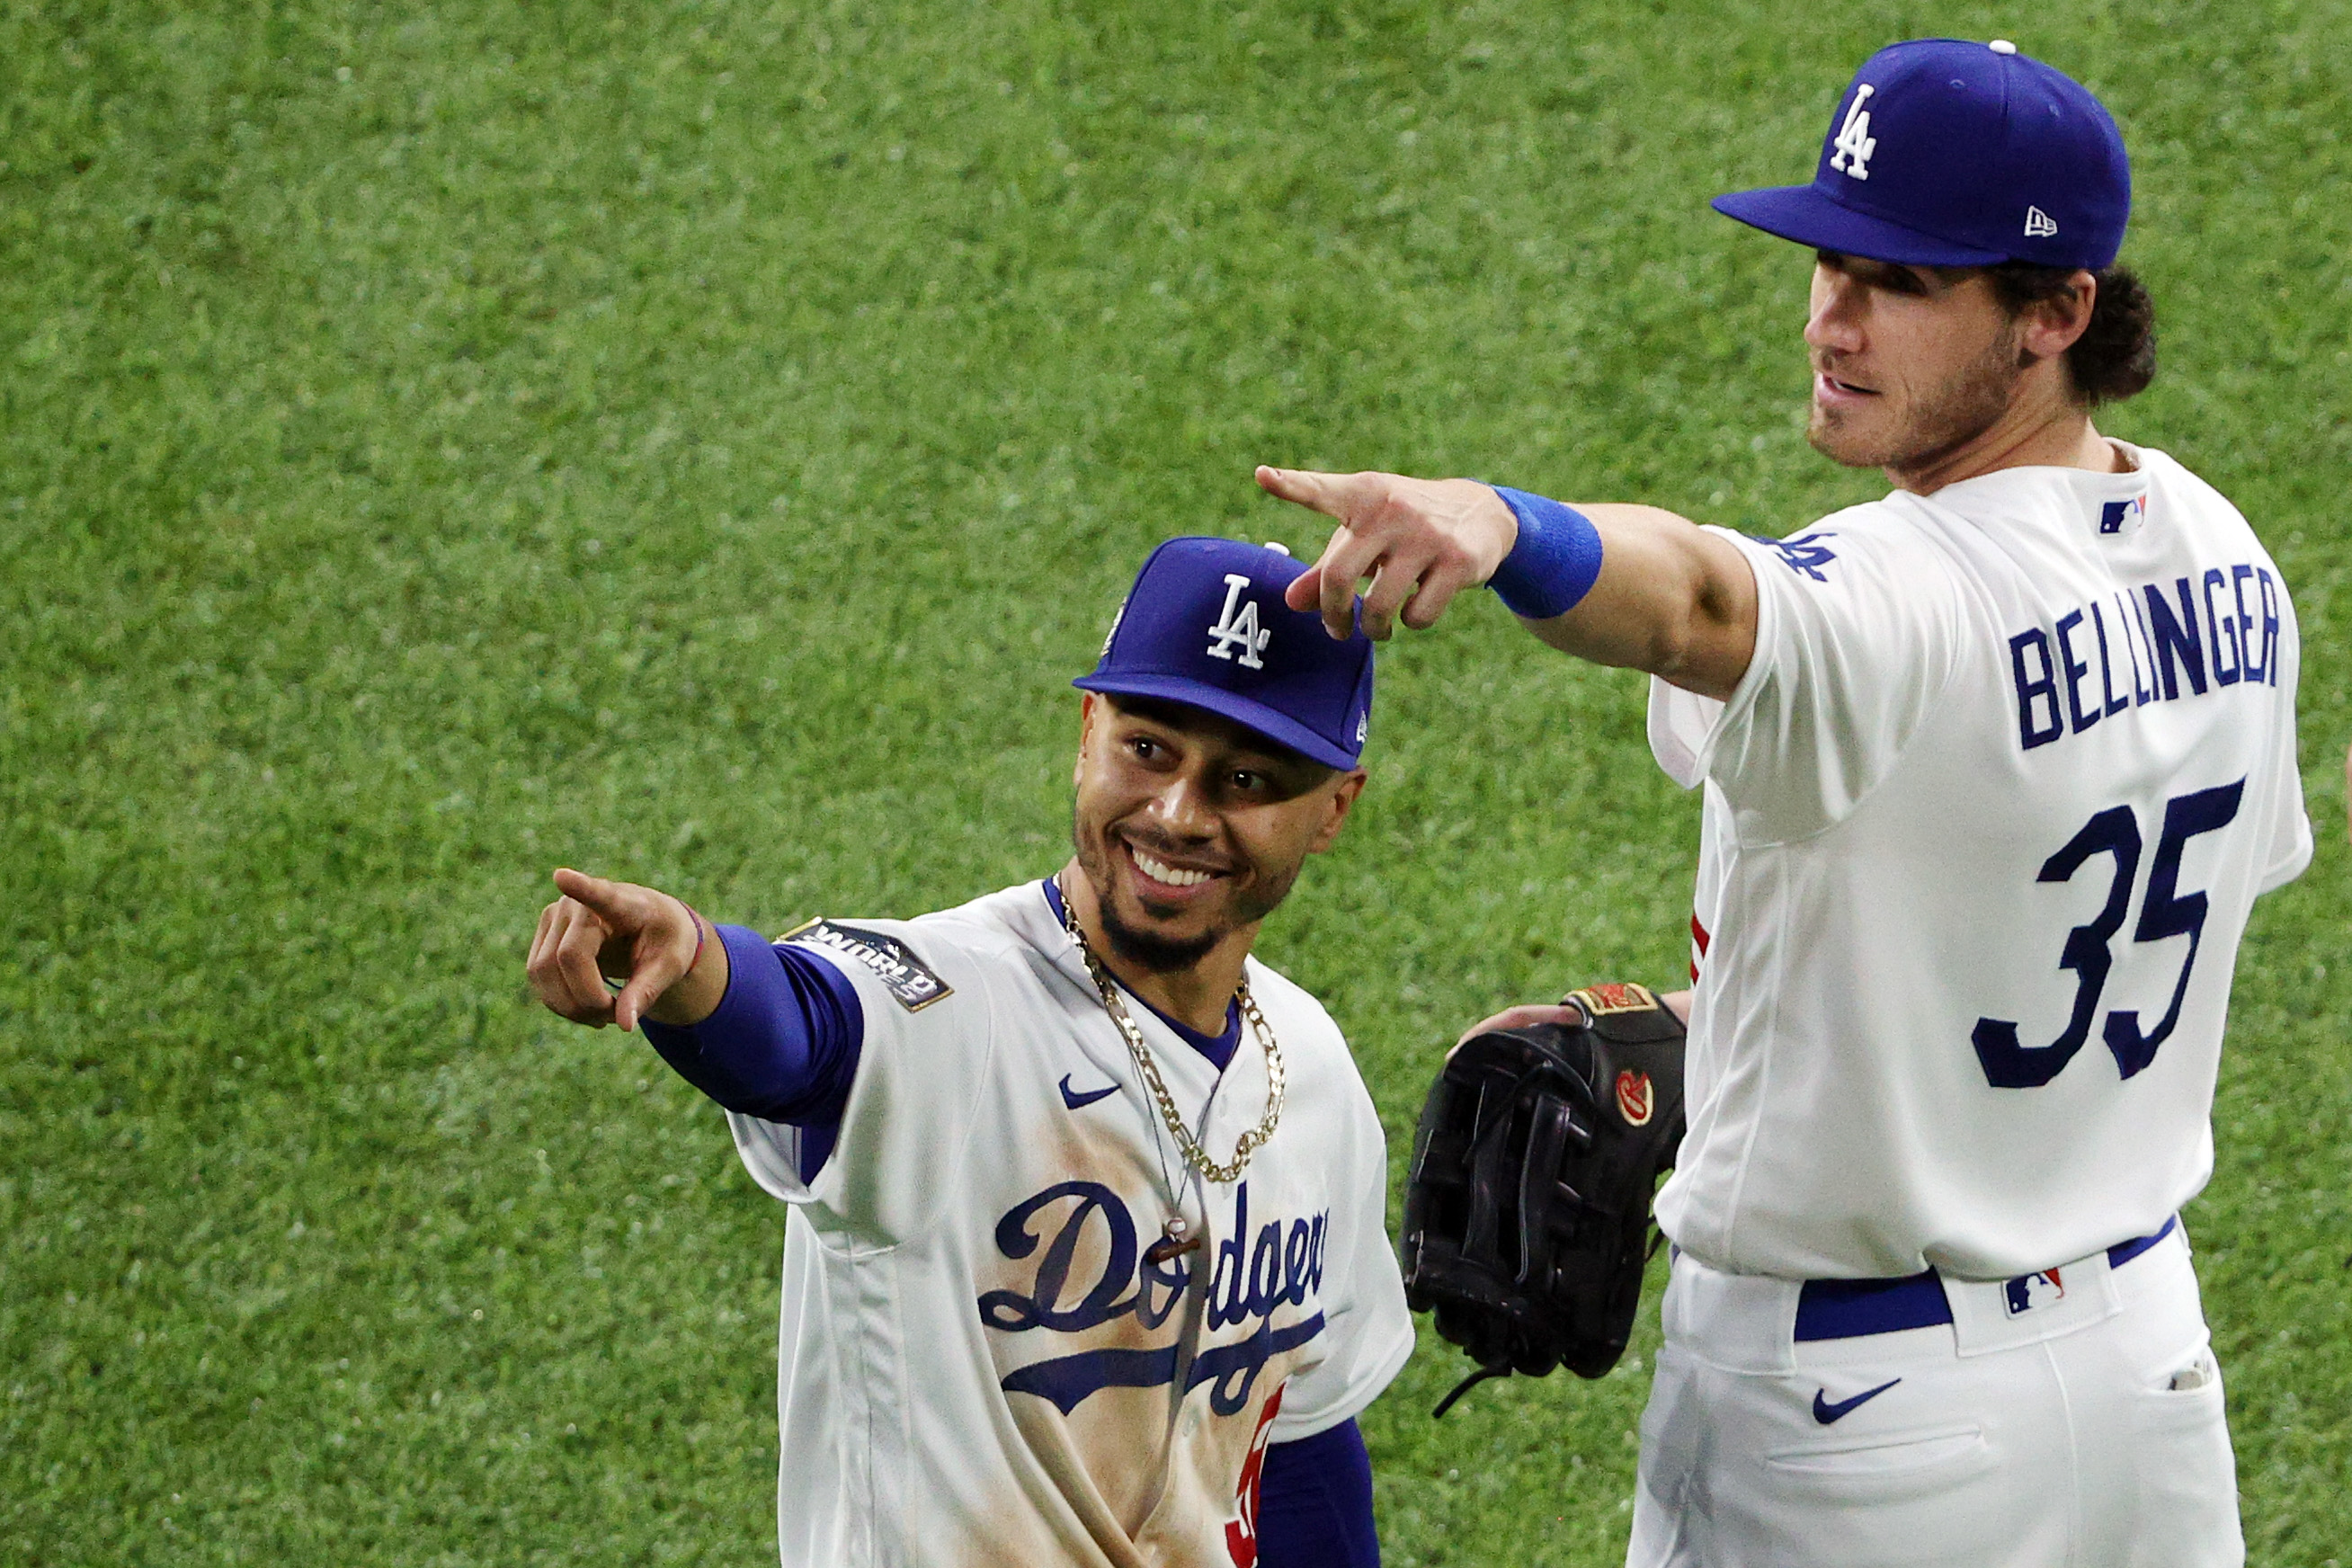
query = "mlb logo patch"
xmin=2097 ymin=495 xmax=2146 ymax=537
xmin=2004 ymin=1268 xmax=2065 ymax=1315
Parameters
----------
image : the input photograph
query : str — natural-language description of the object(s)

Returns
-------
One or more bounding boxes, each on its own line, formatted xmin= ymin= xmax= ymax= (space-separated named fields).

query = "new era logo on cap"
xmin=2025 ymin=205 xmax=2059 ymax=237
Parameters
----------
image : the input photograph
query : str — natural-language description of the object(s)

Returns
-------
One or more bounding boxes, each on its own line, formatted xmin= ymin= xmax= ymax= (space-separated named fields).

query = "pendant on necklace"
xmin=1144 ymin=1216 xmax=1201 ymax=1265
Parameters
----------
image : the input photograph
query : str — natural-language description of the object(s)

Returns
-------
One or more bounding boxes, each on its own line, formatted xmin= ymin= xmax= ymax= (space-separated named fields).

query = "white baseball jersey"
xmin=724 ymin=881 xmax=1413 ymax=1568
xmin=1649 ymin=441 xmax=2310 ymax=1281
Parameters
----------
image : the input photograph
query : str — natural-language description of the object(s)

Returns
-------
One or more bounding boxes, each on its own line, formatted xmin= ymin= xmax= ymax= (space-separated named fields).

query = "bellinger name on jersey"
xmin=2007 ymin=560 xmax=2284 ymax=752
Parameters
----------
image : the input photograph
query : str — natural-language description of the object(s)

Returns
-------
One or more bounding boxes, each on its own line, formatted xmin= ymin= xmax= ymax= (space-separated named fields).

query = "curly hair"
xmin=1988 ymin=262 xmax=2157 ymax=405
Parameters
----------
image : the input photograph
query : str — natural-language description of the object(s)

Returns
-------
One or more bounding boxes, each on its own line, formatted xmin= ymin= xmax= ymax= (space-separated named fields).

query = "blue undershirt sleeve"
xmin=1256 ymin=1418 xmax=1379 ymax=1567
xmin=640 ymin=926 xmax=864 ymax=1178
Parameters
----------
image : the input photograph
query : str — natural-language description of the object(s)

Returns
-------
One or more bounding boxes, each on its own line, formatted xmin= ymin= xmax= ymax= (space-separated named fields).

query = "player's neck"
xmin=1886 ymin=376 xmax=2122 ymax=495
xmin=1057 ymin=864 xmax=1255 ymax=1035
xmin=1115 ymin=949 xmax=1253 ymax=1038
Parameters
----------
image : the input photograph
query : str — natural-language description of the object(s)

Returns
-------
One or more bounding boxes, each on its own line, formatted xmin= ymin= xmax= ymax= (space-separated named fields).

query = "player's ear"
xmin=1074 ymin=690 xmax=1103 ymax=785
xmin=2018 ymin=270 xmax=2097 ymax=361
xmin=1306 ymin=768 xmax=1368 ymax=853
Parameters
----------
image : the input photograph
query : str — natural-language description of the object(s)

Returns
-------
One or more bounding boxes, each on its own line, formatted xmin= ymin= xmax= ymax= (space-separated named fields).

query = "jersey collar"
xmin=1034 ymin=879 xmax=1243 ymax=1068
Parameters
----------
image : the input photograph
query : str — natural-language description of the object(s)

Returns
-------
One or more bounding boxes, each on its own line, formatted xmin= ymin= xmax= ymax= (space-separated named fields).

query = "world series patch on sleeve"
xmin=781 ymin=918 xmax=952 ymax=1011
xmin=1398 ymin=983 xmax=1688 ymax=1417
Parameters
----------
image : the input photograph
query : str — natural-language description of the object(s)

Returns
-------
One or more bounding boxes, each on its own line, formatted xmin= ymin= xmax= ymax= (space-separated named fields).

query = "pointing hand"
xmin=1254 ymin=466 xmax=1519 ymax=641
xmin=526 ymin=868 xmax=701 ymax=1032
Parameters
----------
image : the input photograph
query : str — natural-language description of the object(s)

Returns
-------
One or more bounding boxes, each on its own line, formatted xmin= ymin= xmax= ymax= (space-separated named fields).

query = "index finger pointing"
xmin=553 ymin=867 xmax=639 ymax=927
xmin=1258 ymin=466 xmax=1389 ymax=524
xmin=1254 ymin=465 xmax=1336 ymax=513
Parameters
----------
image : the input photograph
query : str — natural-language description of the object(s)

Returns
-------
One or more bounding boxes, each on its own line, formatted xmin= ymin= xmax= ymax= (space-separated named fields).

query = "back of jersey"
xmin=1651 ymin=442 xmax=2312 ymax=1281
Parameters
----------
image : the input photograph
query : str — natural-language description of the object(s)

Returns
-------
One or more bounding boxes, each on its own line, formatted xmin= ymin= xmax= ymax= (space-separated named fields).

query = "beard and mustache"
xmin=1066 ymin=810 xmax=1302 ymax=976
xmin=1808 ymin=320 xmax=2032 ymax=474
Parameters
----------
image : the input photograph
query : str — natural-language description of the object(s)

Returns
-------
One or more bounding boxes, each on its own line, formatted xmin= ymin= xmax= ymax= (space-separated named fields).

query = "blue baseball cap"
xmin=1713 ymin=39 xmax=2130 ymax=271
xmin=1074 ymin=537 xmax=1376 ymax=771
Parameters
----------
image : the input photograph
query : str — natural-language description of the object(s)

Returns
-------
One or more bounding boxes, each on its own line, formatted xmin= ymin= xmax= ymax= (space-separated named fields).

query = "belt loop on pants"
xmin=1792 ymin=1216 xmax=2178 ymax=1343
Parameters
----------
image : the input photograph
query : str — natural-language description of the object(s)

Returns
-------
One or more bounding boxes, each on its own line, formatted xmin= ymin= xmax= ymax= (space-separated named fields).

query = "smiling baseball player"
xmin=526 ymin=538 xmax=1411 ymax=1568
xmin=1257 ymin=38 xmax=2309 ymax=1568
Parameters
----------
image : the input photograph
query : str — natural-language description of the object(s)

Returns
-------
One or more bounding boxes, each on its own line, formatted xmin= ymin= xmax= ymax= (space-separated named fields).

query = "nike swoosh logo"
xmin=1059 ymin=1074 xmax=1119 ymax=1111
xmin=1812 ymin=1377 xmax=1902 ymax=1425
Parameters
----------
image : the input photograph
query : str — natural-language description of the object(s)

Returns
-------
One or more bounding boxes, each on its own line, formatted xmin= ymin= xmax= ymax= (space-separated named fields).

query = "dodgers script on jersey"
xmin=725 ymin=883 xmax=1412 ymax=1568
xmin=1649 ymin=442 xmax=2311 ymax=1281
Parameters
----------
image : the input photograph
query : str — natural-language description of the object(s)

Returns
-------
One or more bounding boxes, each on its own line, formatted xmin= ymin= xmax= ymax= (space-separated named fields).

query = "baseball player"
xmin=525 ymin=538 xmax=1412 ymax=1568
xmin=1259 ymin=39 xmax=2308 ymax=1567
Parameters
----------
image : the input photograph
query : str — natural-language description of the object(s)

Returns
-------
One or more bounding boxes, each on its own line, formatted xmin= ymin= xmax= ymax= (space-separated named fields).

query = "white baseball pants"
xmin=1626 ymin=1226 xmax=2241 ymax=1567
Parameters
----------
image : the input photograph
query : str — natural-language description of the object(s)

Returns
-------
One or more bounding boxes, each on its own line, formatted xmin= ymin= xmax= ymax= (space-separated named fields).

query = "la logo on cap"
xmin=1829 ymin=84 xmax=1877 ymax=180
xmin=1206 ymin=574 xmax=1271 ymax=670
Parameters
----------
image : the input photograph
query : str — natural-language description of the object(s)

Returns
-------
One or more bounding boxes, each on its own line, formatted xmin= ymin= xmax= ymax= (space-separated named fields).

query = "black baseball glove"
xmin=1399 ymin=983 xmax=1688 ymax=1416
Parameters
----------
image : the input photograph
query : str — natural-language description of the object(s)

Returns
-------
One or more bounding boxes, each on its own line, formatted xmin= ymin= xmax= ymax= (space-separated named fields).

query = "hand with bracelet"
xmin=526 ymin=868 xmax=722 ymax=1033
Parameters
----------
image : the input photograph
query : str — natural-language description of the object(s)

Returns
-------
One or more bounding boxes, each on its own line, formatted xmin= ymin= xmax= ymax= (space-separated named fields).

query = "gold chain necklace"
xmin=1055 ymin=878 xmax=1285 ymax=1189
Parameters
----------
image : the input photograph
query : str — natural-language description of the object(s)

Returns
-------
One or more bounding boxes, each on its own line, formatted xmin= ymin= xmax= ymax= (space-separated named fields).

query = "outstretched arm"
xmin=1254 ymin=467 xmax=1759 ymax=702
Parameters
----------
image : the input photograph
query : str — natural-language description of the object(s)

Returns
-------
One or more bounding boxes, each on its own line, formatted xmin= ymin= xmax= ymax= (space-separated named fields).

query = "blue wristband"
xmin=1486 ymin=486 xmax=1603 ymax=620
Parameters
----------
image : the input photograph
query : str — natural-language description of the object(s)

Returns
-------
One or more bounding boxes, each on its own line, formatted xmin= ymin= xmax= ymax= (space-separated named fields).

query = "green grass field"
xmin=4 ymin=1 xmax=2348 ymax=1562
